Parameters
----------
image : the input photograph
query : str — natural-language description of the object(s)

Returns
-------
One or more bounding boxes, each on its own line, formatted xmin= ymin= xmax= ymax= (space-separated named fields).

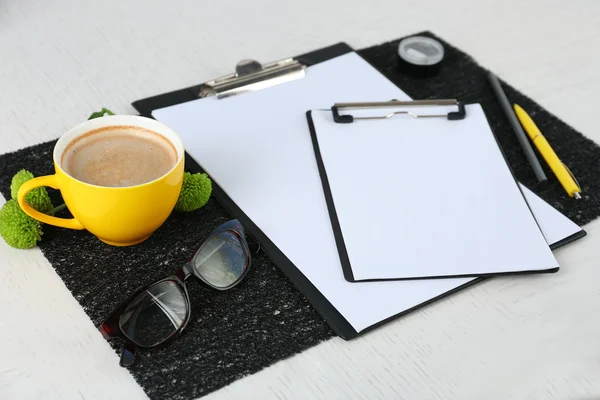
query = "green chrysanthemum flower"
xmin=0 ymin=199 xmax=43 ymax=249
xmin=175 ymin=172 xmax=212 ymax=212
xmin=10 ymin=169 xmax=53 ymax=213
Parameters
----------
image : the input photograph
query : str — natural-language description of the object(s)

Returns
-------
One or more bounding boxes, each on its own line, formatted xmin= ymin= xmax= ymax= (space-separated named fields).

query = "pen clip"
xmin=563 ymin=163 xmax=582 ymax=191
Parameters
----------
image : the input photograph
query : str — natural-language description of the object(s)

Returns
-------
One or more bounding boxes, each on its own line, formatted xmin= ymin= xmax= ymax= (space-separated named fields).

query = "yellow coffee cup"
xmin=17 ymin=115 xmax=185 ymax=246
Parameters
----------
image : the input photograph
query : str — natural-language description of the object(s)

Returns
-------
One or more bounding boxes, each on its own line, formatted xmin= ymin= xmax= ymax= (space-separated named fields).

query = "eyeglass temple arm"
xmin=99 ymin=324 xmax=110 ymax=339
xmin=246 ymin=236 xmax=261 ymax=255
xmin=120 ymin=343 xmax=136 ymax=367
xmin=98 ymin=323 xmax=137 ymax=368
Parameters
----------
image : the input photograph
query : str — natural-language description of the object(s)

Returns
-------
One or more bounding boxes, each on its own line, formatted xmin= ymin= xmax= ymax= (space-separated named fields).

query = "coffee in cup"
xmin=61 ymin=126 xmax=178 ymax=188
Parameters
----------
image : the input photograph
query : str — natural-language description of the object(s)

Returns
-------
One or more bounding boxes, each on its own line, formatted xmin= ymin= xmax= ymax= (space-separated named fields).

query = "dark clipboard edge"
xmin=307 ymin=104 xmax=579 ymax=282
xmin=131 ymin=42 xmax=586 ymax=340
xmin=305 ymin=111 xmax=355 ymax=283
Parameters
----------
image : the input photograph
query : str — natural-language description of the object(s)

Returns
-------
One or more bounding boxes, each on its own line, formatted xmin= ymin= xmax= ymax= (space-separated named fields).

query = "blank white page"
xmin=152 ymin=52 xmax=571 ymax=332
xmin=311 ymin=106 xmax=558 ymax=280
xmin=519 ymin=185 xmax=582 ymax=245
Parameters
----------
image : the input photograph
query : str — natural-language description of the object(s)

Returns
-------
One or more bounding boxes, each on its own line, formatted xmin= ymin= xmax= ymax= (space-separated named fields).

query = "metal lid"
xmin=398 ymin=36 xmax=445 ymax=66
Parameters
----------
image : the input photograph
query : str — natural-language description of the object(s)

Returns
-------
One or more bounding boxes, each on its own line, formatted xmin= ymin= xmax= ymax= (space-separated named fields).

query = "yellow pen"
xmin=513 ymin=104 xmax=582 ymax=199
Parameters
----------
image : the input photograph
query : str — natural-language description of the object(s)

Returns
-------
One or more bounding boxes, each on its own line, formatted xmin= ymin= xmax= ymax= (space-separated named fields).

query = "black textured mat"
xmin=1 ymin=32 xmax=599 ymax=400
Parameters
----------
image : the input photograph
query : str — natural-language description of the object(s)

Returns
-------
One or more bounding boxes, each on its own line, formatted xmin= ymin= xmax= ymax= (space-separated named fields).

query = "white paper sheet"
xmin=521 ymin=185 xmax=582 ymax=244
xmin=153 ymin=52 xmax=578 ymax=332
xmin=310 ymin=105 xmax=558 ymax=280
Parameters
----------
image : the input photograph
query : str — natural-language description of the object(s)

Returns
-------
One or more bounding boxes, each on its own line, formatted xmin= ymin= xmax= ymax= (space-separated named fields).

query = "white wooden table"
xmin=2 ymin=1 xmax=600 ymax=399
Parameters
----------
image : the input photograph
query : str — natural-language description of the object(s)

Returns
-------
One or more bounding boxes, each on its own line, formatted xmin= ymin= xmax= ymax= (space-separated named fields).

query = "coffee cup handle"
xmin=17 ymin=175 xmax=85 ymax=230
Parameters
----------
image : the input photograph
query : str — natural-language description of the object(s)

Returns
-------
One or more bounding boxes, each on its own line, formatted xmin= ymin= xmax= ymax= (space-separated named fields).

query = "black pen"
xmin=488 ymin=72 xmax=547 ymax=183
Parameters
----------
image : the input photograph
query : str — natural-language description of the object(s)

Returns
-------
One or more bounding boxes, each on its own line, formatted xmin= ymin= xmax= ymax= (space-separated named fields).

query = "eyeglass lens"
xmin=119 ymin=280 xmax=189 ymax=347
xmin=192 ymin=230 xmax=248 ymax=289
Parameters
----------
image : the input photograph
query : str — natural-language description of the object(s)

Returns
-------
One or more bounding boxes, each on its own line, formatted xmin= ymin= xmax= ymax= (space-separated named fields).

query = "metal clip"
xmin=563 ymin=163 xmax=582 ymax=199
xmin=331 ymin=99 xmax=466 ymax=123
xmin=199 ymin=58 xmax=306 ymax=99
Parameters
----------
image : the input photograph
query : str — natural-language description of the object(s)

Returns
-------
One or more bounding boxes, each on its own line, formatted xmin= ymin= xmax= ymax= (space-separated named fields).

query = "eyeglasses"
xmin=98 ymin=219 xmax=254 ymax=367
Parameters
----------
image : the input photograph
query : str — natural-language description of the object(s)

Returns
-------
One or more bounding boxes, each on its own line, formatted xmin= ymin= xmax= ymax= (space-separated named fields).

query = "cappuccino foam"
xmin=62 ymin=126 xmax=178 ymax=187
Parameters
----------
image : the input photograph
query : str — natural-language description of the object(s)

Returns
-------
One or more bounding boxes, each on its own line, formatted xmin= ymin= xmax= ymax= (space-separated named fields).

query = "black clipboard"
xmin=131 ymin=42 xmax=586 ymax=340
xmin=305 ymin=104 xmax=573 ymax=282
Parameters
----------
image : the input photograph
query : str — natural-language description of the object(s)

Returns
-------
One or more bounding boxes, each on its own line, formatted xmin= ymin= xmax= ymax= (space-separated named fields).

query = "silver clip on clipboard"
xmin=331 ymin=99 xmax=466 ymax=123
xmin=199 ymin=58 xmax=307 ymax=99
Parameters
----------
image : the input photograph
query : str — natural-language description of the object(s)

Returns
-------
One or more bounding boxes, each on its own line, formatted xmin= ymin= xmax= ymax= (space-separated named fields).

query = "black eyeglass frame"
xmin=98 ymin=219 xmax=253 ymax=367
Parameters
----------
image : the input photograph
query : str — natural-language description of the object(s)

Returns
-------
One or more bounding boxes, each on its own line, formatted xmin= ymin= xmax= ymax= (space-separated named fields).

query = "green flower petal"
xmin=175 ymin=172 xmax=212 ymax=212
xmin=0 ymin=199 xmax=43 ymax=249
xmin=10 ymin=169 xmax=53 ymax=213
